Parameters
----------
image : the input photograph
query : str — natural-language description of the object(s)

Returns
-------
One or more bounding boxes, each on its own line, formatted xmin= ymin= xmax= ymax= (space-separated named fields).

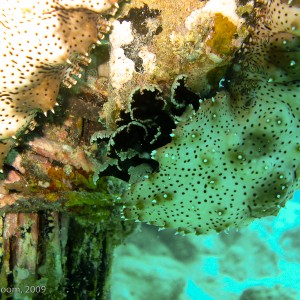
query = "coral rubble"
xmin=122 ymin=0 xmax=300 ymax=234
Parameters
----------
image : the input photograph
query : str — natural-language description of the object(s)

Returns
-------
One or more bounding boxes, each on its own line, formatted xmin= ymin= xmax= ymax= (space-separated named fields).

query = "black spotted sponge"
xmin=122 ymin=0 xmax=300 ymax=234
xmin=0 ymin=0 xmax=119 ymax=171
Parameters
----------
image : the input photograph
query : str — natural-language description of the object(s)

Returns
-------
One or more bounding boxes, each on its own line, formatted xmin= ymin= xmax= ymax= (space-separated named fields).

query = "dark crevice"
xmin=94 ymin=80 xmax=201 ymax=181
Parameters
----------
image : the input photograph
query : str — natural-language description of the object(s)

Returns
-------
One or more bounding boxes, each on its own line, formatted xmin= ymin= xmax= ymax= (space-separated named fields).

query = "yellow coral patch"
xmin=206 ymin=13 xmax=237 ymax=56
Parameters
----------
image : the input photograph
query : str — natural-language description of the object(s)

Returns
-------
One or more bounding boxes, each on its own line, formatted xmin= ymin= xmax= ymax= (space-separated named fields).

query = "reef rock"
xmin=105 ymin=0 xmax=253 ymax=126
xmin=122 ymin=0 xmax=300 ymax=234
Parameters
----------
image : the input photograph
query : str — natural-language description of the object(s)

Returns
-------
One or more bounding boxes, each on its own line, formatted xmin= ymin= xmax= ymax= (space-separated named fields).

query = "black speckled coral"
xmin=0 ymin=0 xmax=119 ymax=171
xmin=122 ymin=0 xmax=300 ymax=234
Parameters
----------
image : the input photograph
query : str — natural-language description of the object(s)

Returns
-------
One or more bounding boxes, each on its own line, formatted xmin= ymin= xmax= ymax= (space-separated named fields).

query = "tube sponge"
xmin=121 ymin=0 xmax=300 ymax=234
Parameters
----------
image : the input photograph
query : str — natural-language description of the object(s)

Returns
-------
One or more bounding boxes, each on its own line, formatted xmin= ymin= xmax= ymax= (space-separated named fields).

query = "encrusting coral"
xmin=0 ymin=0 xmax=120 ymax=172
xmin=121 ymin=0 xmax=300 ymax=234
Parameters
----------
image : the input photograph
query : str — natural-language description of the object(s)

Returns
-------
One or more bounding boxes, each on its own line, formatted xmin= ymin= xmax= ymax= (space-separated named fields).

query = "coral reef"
xmin=122 ymin=0 xmax=300 ymax=234
xmin=0 ymin=0 xmax=298 ymax=297
xmin=105 ymin=0 xmax=252 ymax=126
xmin=91 ymin=0 xmax=254 ymax=183
xmin=0 ymin=0 xmax=298 ymax=235
xmin=0 ymin=2 xmax=128 ymax=297
xmin=0 ymin=0 xmax=119 ymax=171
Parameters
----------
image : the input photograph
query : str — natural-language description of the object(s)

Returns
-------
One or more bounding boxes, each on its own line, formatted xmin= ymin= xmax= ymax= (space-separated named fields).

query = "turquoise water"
xmin=112 ymin=191 xmax=300 ymax=300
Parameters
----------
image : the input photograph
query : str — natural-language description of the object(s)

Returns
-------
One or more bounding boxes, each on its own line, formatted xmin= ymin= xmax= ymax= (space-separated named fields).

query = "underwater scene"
xmin=0 ymin=0 xmax=299 ymax=299
xmin=112 ymin=191 xmax=300 ymax=300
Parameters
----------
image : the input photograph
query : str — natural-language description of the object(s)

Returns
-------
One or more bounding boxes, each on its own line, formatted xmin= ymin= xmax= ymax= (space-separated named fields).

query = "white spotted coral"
xmin=0 ymin=0 xmax=119 ymax=171
xmin=121 ymin=0 xmax=300 ymax=234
